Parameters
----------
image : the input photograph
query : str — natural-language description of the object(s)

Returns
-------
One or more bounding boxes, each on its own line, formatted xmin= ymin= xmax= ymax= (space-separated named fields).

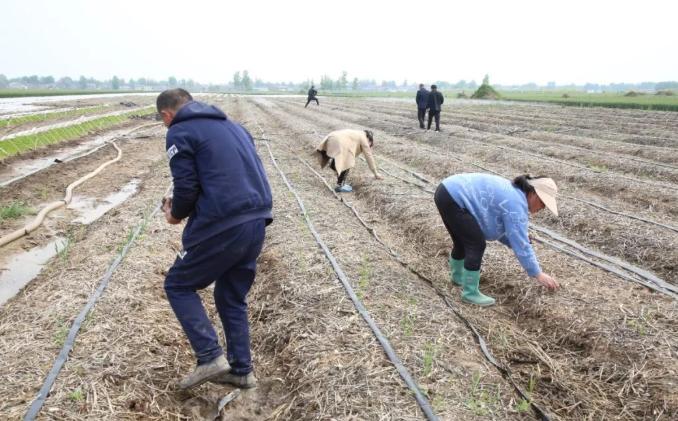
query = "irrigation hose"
xmin=23 ymin=185 xmax=171 ymax=421
xmin=0 ymin=141 xmax=123 ymax=248
xmin=262 ymin=141 xmax=439 ymax=421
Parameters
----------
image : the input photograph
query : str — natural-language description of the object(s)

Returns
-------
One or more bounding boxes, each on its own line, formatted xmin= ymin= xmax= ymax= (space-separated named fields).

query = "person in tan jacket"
xmin=315 ymin=129 xmax=383 ymax=192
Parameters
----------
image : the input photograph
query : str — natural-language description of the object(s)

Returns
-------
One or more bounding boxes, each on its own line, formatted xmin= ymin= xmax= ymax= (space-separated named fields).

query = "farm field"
xmin=0 ymin=94 xmax=676 ymax=420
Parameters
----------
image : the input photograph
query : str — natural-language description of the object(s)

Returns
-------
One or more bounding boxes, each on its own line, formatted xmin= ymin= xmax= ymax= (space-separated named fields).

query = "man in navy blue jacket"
xmin=415 ymin=84 xmax=429 ymax=129
xmin=157 ymin=89 xmax=272 ymax=390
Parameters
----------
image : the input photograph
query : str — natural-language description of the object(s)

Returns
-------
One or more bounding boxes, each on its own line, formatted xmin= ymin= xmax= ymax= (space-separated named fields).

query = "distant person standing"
xmin=427 ymin=85 xmax=444 ymax=131
xmin=415 ymin=84 xmax=430 ymax=129
xmin=305 ymin=85 xmax=319 ymax=107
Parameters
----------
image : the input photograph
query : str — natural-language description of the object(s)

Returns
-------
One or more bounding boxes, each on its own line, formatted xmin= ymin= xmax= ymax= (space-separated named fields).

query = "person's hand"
xmin=375 ymin=174 xmax=384 ymax=180
xmin=534 ymin=272 xmax=559 ymax=290
xmin=162 ymin=197 xmax=181 ymax=225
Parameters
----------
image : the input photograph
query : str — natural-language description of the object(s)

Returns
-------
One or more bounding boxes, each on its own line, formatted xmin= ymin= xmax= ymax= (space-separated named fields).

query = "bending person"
xmin=315 ymin=129 xmax=383 ymax=192
xmin=434 ymin=173 xmax=559 ymax=306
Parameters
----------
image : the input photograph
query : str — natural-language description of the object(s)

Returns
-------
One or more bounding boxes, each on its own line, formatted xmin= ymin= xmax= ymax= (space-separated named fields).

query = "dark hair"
xmin=431 ymin=84 xmax=437 ymax=90
xmin=156 ymin=88 xmax=193 ymax=113
xmin=364 ymin=130 xmax=374 ymax=146
xmin=512 ymin=174 xmax=547 ymax=195
xmin=419 ymin=83 xmax=424 ymax=88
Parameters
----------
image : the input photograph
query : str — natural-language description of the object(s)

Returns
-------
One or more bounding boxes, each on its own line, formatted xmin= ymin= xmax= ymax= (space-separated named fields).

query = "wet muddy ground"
xmin=0 ymin=95 xmax=675 ymax=420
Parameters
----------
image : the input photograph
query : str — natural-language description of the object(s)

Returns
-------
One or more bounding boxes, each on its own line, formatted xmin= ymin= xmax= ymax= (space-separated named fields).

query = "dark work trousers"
xmin=164 ymin=219 xmax=266 ymax=374
xmin=328 ymin=158 xmax=350 ymax=186
xmin=428 ymin=110 xmax=441 ymax=130
xmin=305 ymin=98 xmax=319 ymax=107
xmin=417 ymin=108 xmax=427 ymax=128
xmin=434 ymin=184 xmax=486 ymax=271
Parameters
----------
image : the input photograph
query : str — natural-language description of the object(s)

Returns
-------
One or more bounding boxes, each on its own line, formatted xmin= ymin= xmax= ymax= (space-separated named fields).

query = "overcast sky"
xmin=2 ymin=0 xmax=676 ymax=86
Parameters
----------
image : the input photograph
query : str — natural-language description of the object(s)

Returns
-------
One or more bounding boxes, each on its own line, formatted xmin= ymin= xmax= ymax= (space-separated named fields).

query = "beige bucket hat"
xmin=528 ymin=177 xmax=558 ymax=216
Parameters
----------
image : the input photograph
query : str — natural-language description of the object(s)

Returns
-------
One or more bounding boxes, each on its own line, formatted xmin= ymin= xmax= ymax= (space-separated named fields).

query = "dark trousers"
xmin=428 ymin=110 xmax=441 ymax=130
xmin=164 ymin=219 xmax=266 ymax=374
xmin=417 ymin=108 xmax=427 ymax=128
xmin=434 ymin=184 xmax=486 ymax=271
xmin=305 ymin=97 xmax=319 ymax=107
xmin=328 ymin=156 xmax=350 ymax=186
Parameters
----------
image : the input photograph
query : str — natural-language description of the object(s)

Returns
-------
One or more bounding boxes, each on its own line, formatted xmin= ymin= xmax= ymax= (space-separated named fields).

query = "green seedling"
xmin=0 ymin=201 xmax=33 ymax=221
xmin=514 ymin=373 xmax=537 ymax=413
xmin=54 ymin=321 xmax=69 ymax=347
xmin=356 ymin=256 xmax=371 ymax=300
xmin=465 ymin=372 xmax=500 ymax=416
xmin=422 ymin=342 xmax=436 ymax=376
xmin=68 ymin=388 xmax=84 ymax=402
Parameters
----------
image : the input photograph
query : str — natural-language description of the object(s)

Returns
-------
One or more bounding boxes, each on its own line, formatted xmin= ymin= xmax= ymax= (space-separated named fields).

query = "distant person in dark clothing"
xmin=305 ymin=85 xmax=319 ymax=107
xmin=415 ymin=84 xmax=429 ymax=129
xmin=427 ymin=85 xmax=444 ymax=131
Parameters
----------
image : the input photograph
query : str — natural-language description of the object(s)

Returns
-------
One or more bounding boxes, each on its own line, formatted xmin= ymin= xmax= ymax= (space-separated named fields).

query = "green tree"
xmin=40 ymin=76 xmax=55 ymax=85
xmin=337 ymin=71 xmax=348 ymax=90
xmin=482 ymin=74 xmax=490 ymax=86
xmin=233 ymin=71 xmax=241 ymax=89
xmin=0 ymin=74 xmax=8 ymax=88
xmin=241 ymin=70 xmax=252 ymax=90
xmin=352 ymin=77 xmax=359 ymax=91
xmin=78 ymin=76 xmax=87 ymax=89
xmin=57 ymin=76 xmax=73 ymax=89
xmin=129 ymin=78 xmax=136 ymax=90
xmin=112 ymin=76 xmax=120 ymax=90
xmin=168 ymin=76 xmax=177 ymax=87
xmin=320 ymin=75 xmax=334 ymax=90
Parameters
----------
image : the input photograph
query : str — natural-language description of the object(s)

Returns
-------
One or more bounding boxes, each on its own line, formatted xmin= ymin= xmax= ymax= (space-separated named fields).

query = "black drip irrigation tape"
xmin=23 ymin=184 xmax=171 ymax=421
xmin=261 ymin=140 xmax=439 ymax=421
xmin=271 ymin=98 xmax=678 ymax=231
xmin=253 ymin=98 xmax=676 ymax=296
xmin=414 ymin=144 xmax=678 ymax=234
xmin=375 ymin=154 xmax=677 ymax=299
xmin=292 ymin=152 xmax=552 ymax=421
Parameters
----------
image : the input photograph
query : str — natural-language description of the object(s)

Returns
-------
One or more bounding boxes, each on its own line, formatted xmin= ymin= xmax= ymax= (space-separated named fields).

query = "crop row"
xmin=0 ymin=107 xmax=155 ymax=160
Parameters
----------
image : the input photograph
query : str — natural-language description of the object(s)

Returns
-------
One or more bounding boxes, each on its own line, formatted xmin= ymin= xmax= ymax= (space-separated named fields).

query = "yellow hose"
xmin=0 ymin=142 xmax=123 ymax=247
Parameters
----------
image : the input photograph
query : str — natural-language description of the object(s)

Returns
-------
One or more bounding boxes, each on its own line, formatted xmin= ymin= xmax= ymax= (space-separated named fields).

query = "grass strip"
xmin=0 ymin=89 xmax=143 ymax=98
xmin=500 ymin=91 xmax=678 ymax=111
xmin=0 ymin=106 xmax=111 ymax=129
xmin=0 ymin=107 xmax=155 ymax=160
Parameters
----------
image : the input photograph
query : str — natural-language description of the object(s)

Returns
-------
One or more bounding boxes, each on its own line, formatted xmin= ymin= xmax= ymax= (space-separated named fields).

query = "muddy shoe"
xmin=178 ymin=355 xmax=230 ymax=390
xmin=212 ymin=372 xmax=258 ymax=389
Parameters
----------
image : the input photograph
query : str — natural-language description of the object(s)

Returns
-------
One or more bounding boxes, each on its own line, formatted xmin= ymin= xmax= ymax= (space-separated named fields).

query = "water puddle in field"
xmin=68 ymin=179 xmax=140 ymax=224
xmin=0 ymin=93 xmax=156 ymax=115
xmin=0 ymin=125 xmax=155 ymax=187
xmin=0 ymin=237 xmax=67 ymax=307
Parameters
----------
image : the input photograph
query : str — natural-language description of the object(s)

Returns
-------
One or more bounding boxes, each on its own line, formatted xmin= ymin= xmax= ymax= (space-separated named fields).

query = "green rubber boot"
xmin=448 ymin=257 xmax=464 ymax=286
xmin=461 ymin=270 xmax=496 ymax=307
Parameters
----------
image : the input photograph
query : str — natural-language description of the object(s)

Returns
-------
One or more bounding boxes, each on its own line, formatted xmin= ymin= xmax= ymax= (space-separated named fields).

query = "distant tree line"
xmin=1 ymin=72 xmax=676 ymax=94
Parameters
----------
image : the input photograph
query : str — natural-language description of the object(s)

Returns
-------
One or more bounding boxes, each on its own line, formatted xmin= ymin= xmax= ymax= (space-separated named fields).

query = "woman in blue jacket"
xmin=434 ymin=173 xmax=560 ymax=306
